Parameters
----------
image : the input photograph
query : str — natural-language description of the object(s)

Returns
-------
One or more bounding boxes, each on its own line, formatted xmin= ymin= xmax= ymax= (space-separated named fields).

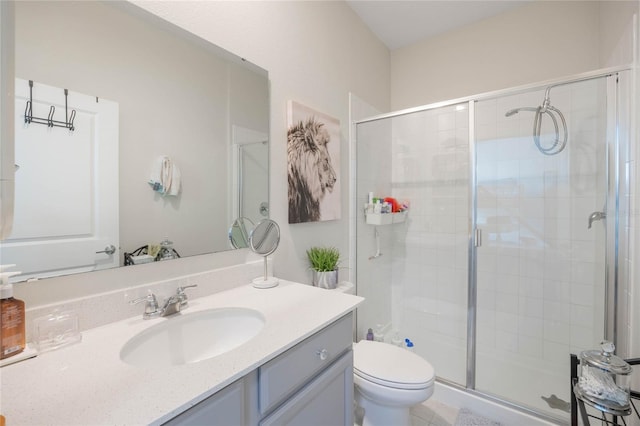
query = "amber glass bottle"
xmin=0 ymin=282 xmax=25 ymax=360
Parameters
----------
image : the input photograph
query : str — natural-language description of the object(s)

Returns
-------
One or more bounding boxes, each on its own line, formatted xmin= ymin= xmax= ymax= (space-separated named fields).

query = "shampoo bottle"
xmin=0 ymin=268 xmax=25 ymax=360
xmin=366 ymin=328 xmax=374 ymax=341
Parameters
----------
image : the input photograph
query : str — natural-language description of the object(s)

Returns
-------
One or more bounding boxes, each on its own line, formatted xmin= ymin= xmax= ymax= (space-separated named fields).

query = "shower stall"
xmin=354 ymin=68 xmax=632 ymax=422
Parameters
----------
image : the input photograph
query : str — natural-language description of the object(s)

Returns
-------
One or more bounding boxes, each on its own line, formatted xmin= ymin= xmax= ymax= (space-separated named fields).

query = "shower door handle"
xmin=474 ymin=228 xmax=482 ymax=247
xmin=587 ymin=211 xmax=606 ymax=229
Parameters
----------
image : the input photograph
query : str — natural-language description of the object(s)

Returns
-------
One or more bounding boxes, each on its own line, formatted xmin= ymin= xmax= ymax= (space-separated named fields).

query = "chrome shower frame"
xmin=354 ymin=65 xmax=632 ymax=423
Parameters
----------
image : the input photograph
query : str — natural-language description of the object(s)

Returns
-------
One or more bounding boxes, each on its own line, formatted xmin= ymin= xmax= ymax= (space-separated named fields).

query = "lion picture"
xmin=287 ymin=101 xmax=341 ymax=223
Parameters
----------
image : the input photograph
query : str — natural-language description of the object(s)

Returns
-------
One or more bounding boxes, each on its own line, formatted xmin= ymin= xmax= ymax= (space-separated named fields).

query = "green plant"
xmin=306 ymin=246 xmax=340 ymax=272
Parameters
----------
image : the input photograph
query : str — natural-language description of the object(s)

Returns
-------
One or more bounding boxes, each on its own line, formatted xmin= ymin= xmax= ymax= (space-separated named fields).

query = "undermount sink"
xmin=120 ymin=307 xmax=265 ymax=367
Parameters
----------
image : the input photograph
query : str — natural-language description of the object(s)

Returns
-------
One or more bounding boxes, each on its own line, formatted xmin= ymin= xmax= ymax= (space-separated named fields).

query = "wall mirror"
xmin=1 ymin=1 xmax=269 ymax=282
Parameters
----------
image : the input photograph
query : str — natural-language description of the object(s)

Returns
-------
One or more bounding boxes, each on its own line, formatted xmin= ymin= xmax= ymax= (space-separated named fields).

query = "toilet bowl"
xmin=353 ymin=340 xmax=435 ymax=426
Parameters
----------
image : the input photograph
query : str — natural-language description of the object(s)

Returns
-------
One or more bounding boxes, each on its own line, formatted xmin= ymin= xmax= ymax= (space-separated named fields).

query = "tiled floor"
xmin=354 ymin=400 xmax=459 ymax=426
xmin=410 ymin=400 xmax=460 ymax=426
xmin=355 ymin=399 xmax=502 ymax=426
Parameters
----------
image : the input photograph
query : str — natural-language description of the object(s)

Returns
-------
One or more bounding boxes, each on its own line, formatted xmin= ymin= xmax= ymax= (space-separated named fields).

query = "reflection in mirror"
xmin=1 ymin=1 xmax=269 ymax=283
xmin=232 ymin=126 xmax=269 ymax=226
xmin=249 ymin=219 xmax=280 ymax=289
xmin=228 ymin=218 xmax=255 ymax=250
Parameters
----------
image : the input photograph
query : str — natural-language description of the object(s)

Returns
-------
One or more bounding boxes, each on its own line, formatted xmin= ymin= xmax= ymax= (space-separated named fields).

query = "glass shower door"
xmin=473 ymin=76 xmax=611 ymax=419
xmin=355 ymin=103 xmax=471 ymax=387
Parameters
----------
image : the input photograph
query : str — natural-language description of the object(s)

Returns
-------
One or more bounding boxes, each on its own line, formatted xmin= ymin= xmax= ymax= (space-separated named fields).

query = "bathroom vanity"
xmin=168 ymin=313 xmax=354 ymax=425
xmin=0 ymin=281 xmax=362 ymax=425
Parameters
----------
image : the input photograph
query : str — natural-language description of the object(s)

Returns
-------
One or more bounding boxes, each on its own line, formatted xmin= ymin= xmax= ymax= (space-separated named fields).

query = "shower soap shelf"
xmin=365 ymin=211 xmax=407 ymax=225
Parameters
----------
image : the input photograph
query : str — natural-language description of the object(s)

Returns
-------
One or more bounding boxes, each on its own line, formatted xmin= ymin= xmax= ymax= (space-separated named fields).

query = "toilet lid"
xmin=353 ymin=340 xmax=435 ymax=390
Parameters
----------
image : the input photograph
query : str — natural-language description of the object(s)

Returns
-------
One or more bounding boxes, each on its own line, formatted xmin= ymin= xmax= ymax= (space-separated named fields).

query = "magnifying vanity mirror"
xmin=0 ymin=1 xmax=269 ymax=283
xmin=228 ymin=217 xmax=255 ymax=250
xmin=248 ymin=219 xmax=280 ymax=289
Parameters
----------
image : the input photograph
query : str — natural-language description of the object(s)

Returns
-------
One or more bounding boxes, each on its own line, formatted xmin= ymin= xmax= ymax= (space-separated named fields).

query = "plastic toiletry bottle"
xmin=366 ymin=328 xmax=374 ymax=341
xmin=0 ymin=267 xmax=25 ymax=360
xmin=405 ymin=341 xmax=415 ymax=352
xmin=404 ymin=338 xmax=415 ymax=352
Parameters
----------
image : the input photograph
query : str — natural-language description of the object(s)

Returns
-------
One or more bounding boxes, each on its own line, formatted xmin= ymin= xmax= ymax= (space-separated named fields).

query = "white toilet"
xmin=353 ymin=340 xmax=435 ymax=426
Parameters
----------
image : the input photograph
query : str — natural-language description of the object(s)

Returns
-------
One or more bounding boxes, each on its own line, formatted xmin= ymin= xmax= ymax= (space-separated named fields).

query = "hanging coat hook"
xmin=22 ymin=80 xmax=77 ymax=131
xmin=24 ymin=100 xmax=32 ymax=124
xmin=68 ymin=109 xmax=76 ymax=131
xmin=47 ymin=105 xmax=55 ymax=127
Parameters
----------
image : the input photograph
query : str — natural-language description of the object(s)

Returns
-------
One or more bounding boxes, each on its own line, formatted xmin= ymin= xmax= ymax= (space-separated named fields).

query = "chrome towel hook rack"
xmin=24 ymin=80 xmax=76 ymax=131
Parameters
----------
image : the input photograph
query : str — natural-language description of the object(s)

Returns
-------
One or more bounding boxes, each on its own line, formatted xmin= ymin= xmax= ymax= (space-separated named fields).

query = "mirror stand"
xmin=248 ymin=219 xmax=280 ymax=289
xmin=252 ymin=259 xmax=278 ymax=289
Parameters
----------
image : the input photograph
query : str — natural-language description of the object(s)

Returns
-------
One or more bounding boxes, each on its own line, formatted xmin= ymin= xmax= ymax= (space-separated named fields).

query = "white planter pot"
xmin=312 ymin=270 xmax=338 ymax=289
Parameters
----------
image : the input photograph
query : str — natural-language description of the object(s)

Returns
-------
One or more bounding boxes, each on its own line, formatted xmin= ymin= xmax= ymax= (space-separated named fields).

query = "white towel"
xmin=149 ymin=155 xmax=181 ymax=196
xmin=167 ymin=160 xmax=181 ymax=196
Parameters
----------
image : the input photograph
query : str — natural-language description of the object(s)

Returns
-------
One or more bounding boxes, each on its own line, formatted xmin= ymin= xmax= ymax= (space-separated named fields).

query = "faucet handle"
xmin=129 ymin=292 xmax=161 ymax=319
xmin=176 ymin=284 xmax=198 ymax=307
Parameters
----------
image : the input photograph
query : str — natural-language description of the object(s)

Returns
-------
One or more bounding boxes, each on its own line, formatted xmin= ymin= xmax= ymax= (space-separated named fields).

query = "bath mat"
xmin=454 ymin=408 xmax=502 ymax=426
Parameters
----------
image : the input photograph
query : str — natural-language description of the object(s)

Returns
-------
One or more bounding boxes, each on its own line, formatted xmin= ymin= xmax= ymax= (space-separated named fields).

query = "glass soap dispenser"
xmin=0 ymin=265 xmax=25 ymax=360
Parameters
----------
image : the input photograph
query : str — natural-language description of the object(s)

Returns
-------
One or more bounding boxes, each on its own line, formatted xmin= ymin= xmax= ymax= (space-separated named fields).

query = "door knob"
xmin=96 ymin=245 xmax=116 ymax=255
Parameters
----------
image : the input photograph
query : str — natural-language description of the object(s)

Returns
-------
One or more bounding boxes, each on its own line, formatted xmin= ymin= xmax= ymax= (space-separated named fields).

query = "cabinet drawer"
xmin=259 ymin=351 xmax=353 ymax=426
xmin=258 ymin=312 xmax=353 ymax=415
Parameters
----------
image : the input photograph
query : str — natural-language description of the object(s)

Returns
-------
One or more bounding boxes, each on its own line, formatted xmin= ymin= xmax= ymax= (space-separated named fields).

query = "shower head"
xmin=505 ymin=106 xmax=539 ymax=117
xmin=503 ymin=101 xmax=567 ymax=155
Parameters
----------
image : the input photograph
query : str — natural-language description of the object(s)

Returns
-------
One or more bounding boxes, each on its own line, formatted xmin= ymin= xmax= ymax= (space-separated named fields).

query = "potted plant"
xmin=306 ymin=246 xmax=340 ymax=289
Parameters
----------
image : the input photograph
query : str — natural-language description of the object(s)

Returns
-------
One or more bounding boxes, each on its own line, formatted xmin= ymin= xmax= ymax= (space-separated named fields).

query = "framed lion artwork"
xmin=287 ymin=101 xmax=341 ymax=224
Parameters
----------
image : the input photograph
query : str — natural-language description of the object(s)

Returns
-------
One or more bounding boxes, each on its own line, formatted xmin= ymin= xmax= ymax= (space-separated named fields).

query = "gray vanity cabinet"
xmin=259 ymin=351 xmax=353 ymax=426
xmin=165 ymin=312 xmax=354 ymax=426
xmin=164 ymin=372 xmax=258 ymax=425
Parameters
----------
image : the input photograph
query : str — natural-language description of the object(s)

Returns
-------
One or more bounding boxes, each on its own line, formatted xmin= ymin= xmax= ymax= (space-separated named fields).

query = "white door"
xmin=0 ymin=78 xmax=119 ymax=281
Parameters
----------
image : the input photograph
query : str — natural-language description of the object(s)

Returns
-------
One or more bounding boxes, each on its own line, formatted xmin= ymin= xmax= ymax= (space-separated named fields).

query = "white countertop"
xmin=0 ymin=280 xmax=363 ymax=425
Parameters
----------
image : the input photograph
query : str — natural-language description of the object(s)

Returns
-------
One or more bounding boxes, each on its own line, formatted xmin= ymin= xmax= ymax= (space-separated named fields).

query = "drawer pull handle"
xmin=316 ymin=349 xmax=329 ymax=361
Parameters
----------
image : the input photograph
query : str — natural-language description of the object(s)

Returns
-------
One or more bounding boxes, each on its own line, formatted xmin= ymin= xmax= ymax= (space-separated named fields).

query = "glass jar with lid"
xmin=574 ymin=341 xmax=632 ymax=416
xmin=157 ymin=237 xmax=177 ymax=261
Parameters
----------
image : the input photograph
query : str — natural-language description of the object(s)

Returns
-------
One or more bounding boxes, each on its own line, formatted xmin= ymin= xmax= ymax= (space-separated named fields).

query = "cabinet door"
xmin=259 ymin=313 xmax=352 ymax=415
xmin=164 ymin=372 xmax=257 ymax=426
xmin=260 ymin=351 xmax=353 ymax=426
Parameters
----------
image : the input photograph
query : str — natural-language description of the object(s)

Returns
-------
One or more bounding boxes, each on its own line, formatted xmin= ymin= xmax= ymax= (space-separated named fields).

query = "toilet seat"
xmin=354 ymin=340 xmax=435 ymax=390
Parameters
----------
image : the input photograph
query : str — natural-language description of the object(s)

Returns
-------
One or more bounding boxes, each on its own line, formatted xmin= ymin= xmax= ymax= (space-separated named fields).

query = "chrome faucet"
xmin=588 ymin=211 xmax=606 ymax=229
xmin=160 ymin=294 xmax=182 ymax=317
xmin=176 ymin=284 xmax=198 ymax=308
xmin=130 ymin=287 xmax=195 ymax=319
xmin=130 ymin=292 xmax=162 ymax=319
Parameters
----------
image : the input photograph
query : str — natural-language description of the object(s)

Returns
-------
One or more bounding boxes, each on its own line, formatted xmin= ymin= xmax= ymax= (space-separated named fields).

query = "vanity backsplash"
xmin=23 ymin=260 xmax=266 ymax=342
